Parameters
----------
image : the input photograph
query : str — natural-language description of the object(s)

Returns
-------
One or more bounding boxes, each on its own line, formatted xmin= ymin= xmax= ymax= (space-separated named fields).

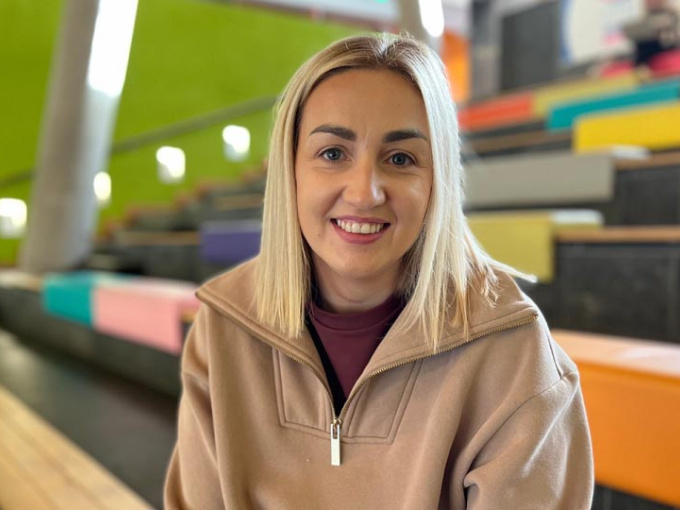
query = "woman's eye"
xmin=321 ymin=148 xmax=343 ymax=161
xmin=390 ymin=152 xmax=414 ymax=166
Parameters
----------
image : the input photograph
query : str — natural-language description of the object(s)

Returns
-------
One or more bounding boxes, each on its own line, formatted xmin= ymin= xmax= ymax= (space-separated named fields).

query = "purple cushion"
xmin=200 ymin=220 xmax=261 ymax=265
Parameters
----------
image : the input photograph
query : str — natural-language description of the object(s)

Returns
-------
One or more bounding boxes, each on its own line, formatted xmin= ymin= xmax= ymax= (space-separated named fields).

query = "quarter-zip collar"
xmin=196 ymin=258 xmax=539 ymax=383
xmin=197 ymin=258 xmax=539 ymax=467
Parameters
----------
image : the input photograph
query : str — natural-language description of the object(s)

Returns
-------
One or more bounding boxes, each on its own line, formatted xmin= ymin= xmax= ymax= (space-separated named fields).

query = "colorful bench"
xmin=554 ymin=330 xmax=680 ymax=507
xmin=458 ymin=92 xmax=535 ymax=131
xmin=468 ymin=210 xmax=602 ymax=282
xmin=548 ymin=79 xmax=680 ymax=131
xmin=42 ymin=272 xmax=126 ymax=326
xmin=533 ymin=73 xmax=638 ymax=117
xmin=465 ymin=151 xmax=615 ymax=208
xmin=575 ymin=103 xmax=680 ymax=152
xmin=93 ymin=278 xmax=199 ymax=355
xmin=200 ymin=220 xmax=261 ymax=266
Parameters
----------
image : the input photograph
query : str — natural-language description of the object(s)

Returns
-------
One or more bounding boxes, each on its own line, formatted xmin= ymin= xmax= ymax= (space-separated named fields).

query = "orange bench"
xmin=458 ymin=92 xmax=535 ymax=131
xmin=554 ymin=330 xmax=680 ymax=507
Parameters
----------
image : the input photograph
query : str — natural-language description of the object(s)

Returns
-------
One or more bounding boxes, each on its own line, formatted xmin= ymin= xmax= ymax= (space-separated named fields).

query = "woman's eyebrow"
xmin=383 ymin=129 xmax=429 ymax=144
xmin=309 ymin=125 xmax=429 ymax=144
xmin=309 ymin=124 xmax=356 ymax=141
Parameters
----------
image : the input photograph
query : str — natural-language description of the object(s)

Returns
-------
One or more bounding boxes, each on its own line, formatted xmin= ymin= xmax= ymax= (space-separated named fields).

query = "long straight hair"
xmin=257 ymin=33 xmax=510 ymax=350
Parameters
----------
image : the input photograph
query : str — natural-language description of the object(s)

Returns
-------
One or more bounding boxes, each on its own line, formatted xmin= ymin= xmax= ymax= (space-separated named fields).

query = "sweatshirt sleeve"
xmin=164 ymin=307 xmax=225 ymax=510
xmin=463 ymin=371 xmax=594 ymax=510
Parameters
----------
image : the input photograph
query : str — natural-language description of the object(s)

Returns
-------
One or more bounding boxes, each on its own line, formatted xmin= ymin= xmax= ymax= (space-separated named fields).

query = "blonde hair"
xmin=257 ymin=33 xmax=509 ymax=350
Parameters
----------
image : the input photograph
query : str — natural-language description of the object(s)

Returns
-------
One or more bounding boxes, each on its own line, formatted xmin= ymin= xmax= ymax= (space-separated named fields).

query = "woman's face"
xmin=295 ymin=69 xmax=433 ymax=294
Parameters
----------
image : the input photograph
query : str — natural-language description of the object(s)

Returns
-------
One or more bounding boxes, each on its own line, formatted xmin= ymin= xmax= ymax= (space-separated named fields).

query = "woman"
xmin=165 ymin=34 xmax=593 ymax=509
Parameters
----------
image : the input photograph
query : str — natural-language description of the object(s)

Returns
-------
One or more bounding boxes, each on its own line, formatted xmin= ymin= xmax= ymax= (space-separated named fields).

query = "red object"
xmin=650 ymin=48 xmax=680 ymax=79
xmin=599 ymin=60 xmax=634 ymax=78
xmin=458 ymin=92 xmax=534 ymax=131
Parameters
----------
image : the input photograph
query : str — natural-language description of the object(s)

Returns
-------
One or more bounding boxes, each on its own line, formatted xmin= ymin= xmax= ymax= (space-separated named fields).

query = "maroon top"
xmin=308 ymin=295 xmax=405 ymax=401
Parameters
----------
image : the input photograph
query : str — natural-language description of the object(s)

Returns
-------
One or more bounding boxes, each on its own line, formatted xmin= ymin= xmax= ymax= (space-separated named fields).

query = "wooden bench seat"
xmin=615 ymin=150 xmax=680 ymax=171
xmin=113 ymin=231 xmax=200 ymax=247
xmin=0 ymin=385 xmax=152 ymax=510
xmin=0 ymin=270 xmax=43 ymax=292
xmin=557 ymin=226 xmax=680 ymax=244
xmin=554 ymin=330 xmax=680 ymax=507
xmin=465 ymin=130 xmax=571 ymax=156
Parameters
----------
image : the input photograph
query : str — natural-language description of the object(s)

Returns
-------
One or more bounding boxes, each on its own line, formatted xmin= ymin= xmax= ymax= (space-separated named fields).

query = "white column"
xmin=398 ymin=0 xmax=445 ymax=53
xmin=20 ymin=0 xmax=137 ymax=272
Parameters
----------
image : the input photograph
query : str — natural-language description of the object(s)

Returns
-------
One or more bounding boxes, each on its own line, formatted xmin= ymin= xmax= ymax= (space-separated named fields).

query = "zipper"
xmin=275 ymin=348 xmax=346 ymax=465
xmin=275 ymin=312 xmax=538 ymax=467
xmin=330 ymin=418 xmax=342 ymax=466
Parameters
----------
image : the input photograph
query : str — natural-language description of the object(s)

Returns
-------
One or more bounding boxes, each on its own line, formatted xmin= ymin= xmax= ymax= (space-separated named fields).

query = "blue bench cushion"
xmin=43 ymin=271 xmax=126 ymax=325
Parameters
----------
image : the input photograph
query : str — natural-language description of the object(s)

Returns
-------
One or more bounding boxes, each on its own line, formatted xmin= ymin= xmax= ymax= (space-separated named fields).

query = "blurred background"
xmin=1 ymin=0 xmax=680 ymax=509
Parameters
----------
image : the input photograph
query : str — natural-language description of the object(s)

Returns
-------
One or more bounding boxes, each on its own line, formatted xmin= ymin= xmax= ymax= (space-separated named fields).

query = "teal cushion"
xmin=548 ymin=79 xmax=680 ymax=131
xmin=43 ymin=272 xmax=126 ymax=326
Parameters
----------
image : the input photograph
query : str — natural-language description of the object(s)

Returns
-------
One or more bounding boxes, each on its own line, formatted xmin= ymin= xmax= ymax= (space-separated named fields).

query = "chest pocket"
xmin=273 ymin=350 xmax=422 ymax=444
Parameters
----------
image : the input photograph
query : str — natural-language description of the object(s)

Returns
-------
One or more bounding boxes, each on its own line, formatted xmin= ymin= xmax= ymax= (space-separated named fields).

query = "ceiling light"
xmin=222 ymin=125 xmax=251 ymax=162
xmin=93 ymin=172 xmax=112 ymax=206
xmin=0 ymin=198 xmax=28 ymax=238
xmin=157 ymin=146 xmax=186 ymax=184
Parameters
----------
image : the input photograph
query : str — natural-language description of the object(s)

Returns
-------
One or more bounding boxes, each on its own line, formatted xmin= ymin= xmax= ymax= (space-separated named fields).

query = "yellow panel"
xmin=468 ymin=212 xmax=600 ymax=283
xmin=575 ymin=104 xmax=680 ymax=152
xmin=469 ymin=213 xmax=555 ymax=282
xmin=533 ymin=74 xmax=638 ymax=116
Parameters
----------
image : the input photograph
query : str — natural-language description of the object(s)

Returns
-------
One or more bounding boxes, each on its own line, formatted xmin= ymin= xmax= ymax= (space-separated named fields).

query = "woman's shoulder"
xmin=195 ymin=257 xmax=260 ymax=319
xmin=181 ymin=258 xmax=268 ymax=376
xmin=464 ymin=270 xmax=578 ymax=395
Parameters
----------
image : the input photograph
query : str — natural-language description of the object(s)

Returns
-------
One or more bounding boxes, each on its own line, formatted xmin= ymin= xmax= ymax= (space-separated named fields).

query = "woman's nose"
xmin=342 ymin=160 xmax=386 ymax=209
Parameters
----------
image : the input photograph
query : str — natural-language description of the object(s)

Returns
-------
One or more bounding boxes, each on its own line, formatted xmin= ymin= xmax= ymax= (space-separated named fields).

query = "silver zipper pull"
xmin=330 ymin=419 xmax=342 ymax=466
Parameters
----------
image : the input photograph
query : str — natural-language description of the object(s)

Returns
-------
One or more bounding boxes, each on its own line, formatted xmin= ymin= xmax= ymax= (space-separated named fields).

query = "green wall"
xmin=0 ymin=0 xmax=359 ymax=264
xmin=0 ymin=0 xmax=64 ymax=263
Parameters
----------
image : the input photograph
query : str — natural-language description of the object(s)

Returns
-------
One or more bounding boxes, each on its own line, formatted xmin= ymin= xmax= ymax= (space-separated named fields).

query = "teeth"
xmin=336 ymin=220 xmax=384 ymax=235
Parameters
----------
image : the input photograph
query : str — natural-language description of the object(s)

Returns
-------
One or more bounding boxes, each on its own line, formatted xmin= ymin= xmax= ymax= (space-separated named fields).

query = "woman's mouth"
xmin=330 ymin=218 xmax=390 ymax=244
xmin=333 ymin=219 xmax=387 ymax=235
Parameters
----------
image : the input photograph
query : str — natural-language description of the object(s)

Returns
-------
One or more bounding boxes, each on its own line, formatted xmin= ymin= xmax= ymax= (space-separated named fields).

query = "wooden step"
xmin=557 ymin=226 xmax=680 ymax=243
xmin=0 ymin=385 xmax=152 ymax=510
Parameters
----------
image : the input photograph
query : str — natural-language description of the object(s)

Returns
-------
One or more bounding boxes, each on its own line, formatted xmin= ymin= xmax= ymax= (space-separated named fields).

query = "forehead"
xmin=299 ymin=69 xmax=429 ymax=135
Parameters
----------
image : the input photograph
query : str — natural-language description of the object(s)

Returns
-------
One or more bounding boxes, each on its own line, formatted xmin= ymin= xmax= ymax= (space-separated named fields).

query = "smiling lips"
xmin=335 ymin=219 xmax=385 ymax=234
xmin=331 ymin=218 xmax=390 ymax=243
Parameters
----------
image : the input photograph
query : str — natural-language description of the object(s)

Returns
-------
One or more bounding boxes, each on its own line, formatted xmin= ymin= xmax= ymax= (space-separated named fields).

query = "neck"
xmin=314 ymin=265 xmax=399 ymax=314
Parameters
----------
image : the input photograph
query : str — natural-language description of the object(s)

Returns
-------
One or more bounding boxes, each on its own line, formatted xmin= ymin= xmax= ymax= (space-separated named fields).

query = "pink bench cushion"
xmin=93 ymin=279 xmax=199 ymax=355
